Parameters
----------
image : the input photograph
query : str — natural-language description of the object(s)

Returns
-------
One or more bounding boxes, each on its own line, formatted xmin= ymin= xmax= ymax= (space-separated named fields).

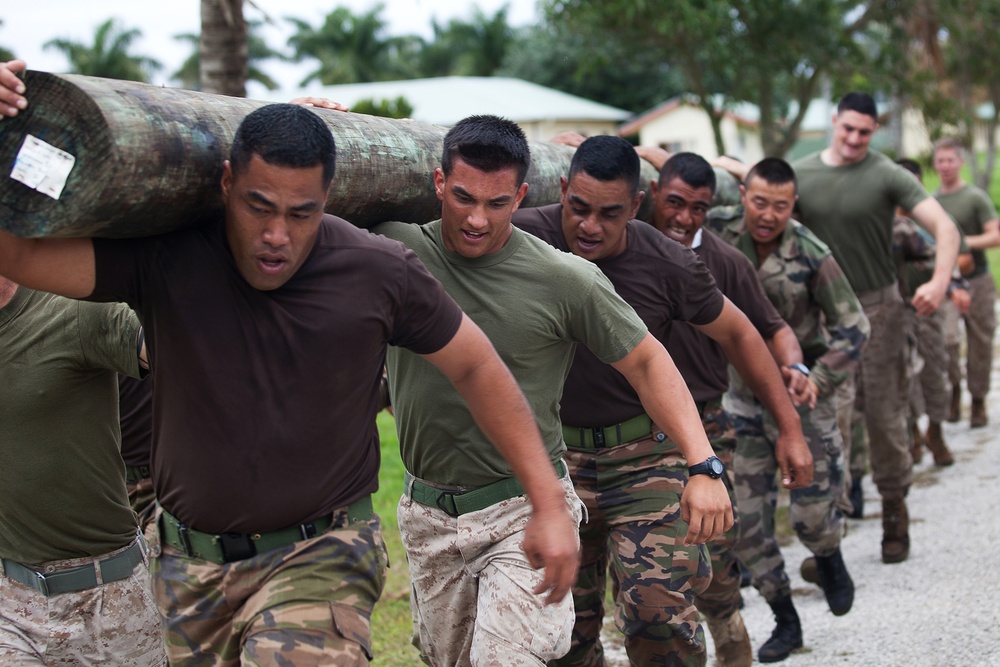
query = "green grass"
xmin=370 ymin=411 xmax=424 ymax=665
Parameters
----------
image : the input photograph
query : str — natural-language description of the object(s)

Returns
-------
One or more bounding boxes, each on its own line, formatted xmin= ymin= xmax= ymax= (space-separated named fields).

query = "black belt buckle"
xmin=300 ymin=522 xmax=317 ymax=540
xmin=591 ymin=427 xmax=606 ymax=448
xmin=218 ymin=533 xmax=256 ymax=562
xmin=435 ymin=492 xmax=461 ymax=518
xmin=177 ymin=524 xmax=195 ymax=557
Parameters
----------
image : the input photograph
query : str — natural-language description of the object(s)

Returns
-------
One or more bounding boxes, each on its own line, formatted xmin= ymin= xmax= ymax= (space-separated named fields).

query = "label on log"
xmin=10 ymin=135 xmax=76 ymax=200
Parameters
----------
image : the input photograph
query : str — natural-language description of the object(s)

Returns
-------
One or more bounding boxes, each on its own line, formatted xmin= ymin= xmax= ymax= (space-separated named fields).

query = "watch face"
xmin=710 ymin=458 xmax=725 ymax=476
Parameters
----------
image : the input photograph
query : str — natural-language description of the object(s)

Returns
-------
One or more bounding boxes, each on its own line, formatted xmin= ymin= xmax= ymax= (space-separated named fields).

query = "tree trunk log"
xmin=0 ymin=72 xmax=738 ymax=238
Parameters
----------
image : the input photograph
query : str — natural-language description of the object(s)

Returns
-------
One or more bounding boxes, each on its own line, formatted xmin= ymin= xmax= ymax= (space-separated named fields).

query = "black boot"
xmin=848 ymin=477 xmax=864 ymax=519
xmin=758 ymin=594 xmax=802 ymax=663
xmin=815 ymin=548 xmax=855 ymax=616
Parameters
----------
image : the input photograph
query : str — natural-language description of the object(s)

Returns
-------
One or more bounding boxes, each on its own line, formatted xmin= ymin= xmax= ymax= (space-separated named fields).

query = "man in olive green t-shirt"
xmin=790 ymin=93 xmax=960 ymax=565
xmin=932 ymin=137 xmax=1000 ymax=428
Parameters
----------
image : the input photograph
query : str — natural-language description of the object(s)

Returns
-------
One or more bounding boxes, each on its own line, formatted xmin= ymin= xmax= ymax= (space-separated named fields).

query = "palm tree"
xmin=43 ymin=18 xmax=161 ymax=82
xmin=417 ymin=7 xmax=513 ymax=78
xmin=173 ymin=19 xmax=283 ymax=92
xmin=287 ymin=4 xmax=410 ymax=85
xmin=199 ymin=0 xmax=247 ymax=96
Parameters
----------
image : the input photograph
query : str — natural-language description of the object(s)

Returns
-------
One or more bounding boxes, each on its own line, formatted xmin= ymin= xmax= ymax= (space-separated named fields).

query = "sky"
xmin=2 ymin=0 xmax=542 ymax=98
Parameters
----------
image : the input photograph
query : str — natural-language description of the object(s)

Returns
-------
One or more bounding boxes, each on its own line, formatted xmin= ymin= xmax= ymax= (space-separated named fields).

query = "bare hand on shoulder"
xmin=0 ymin=60 xmax=28 ymax=119
xmin=522 ymin=503 xmax=580 ymax=605
xmin=289 ymin=96 xmax=349 ymax=112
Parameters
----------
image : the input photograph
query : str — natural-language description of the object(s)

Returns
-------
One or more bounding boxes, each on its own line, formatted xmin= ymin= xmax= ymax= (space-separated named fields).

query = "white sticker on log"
xmin=10 ymin=135 xmax=76 ymax=200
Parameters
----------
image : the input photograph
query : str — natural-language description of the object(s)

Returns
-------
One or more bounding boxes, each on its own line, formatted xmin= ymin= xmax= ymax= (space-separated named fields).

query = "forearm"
xmin=612 ymin=335 xmax=715 ymax=464
xmin=725 ymin=327 xmax=802 ymax=432
xmin=964 ymin=229 xmax=1000 ymax=250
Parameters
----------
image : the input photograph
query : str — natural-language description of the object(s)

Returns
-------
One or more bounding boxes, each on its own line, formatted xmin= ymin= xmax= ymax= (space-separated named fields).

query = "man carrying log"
xmin=371 ymin=116 xmax=733 ymax=666
xmin=0 ymin=60 xmax=579 ymax=666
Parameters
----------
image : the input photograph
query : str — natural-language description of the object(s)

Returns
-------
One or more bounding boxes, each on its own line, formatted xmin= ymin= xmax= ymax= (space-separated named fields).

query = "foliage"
xmin=417 ymin=6 xmax=514 ymax=77
xmin=287 ymin=4 xmax=415 ymax=85
xmin=544 ymin=0 xmax=893 ymax=157
xmin=0 ymin=20 xmax=14 ymax=62
xmin=172 ymin=19 xmax=284 ymax=91
xmin=351 ymin=96 xmax=414 ymax=119
xmin=498 ymin=23 xmax=685 ymax=115
xmin=43 ymin=18 xmax=161 ymax=82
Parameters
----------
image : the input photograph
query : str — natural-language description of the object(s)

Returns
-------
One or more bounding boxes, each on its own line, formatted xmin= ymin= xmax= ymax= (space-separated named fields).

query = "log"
xmin=0 ymin=72 xmax=738 ymax=238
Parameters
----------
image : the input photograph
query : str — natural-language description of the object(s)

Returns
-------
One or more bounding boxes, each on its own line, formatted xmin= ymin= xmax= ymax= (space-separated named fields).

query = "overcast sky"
xmin=2 ymin=0 xmax=541 ymax=98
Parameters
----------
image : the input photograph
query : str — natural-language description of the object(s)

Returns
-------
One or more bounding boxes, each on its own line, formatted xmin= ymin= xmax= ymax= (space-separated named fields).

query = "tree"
xmin=351 ymin=96 xmax=414 ymax=119
xmin=173 ymin=20 xmax=283 ymax=92
xmin=43 ymin=18 xmax=161 ymax=82
xmin=418 ymin=6 xmax=514 ymax=77
xmin=200 ymin=0 xmax=248 ymax=96
xmin=0 ymin=20 xmax=15 ymax=62
xmin=545 ymin=0 xmax=894 ymax=157
xmin=499 ymin=23 xmax=685 ymax=115
xmin=287 ymin=4 xmax=412 ymax=85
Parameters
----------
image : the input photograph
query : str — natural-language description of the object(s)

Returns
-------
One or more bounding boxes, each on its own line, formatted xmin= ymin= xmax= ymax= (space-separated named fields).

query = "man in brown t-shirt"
xmin=0 ymin=61 xmax=580 ymax=666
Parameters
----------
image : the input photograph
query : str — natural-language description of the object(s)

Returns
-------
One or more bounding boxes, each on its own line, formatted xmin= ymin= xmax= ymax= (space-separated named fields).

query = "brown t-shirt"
xmin=514 ymin=204 xmax=724 ymax=426
xmin=118 ymin=373 xmax=153 ymax=469
xmin=91 ymin=215 xmax=463 ymax=533
xmin=667 ymin=230 xmax=787 ymax=402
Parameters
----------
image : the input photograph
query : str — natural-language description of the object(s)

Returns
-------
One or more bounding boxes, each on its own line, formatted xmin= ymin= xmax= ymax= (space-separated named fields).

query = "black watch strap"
xmin=689 ymin=455 xmax=725 ymax=479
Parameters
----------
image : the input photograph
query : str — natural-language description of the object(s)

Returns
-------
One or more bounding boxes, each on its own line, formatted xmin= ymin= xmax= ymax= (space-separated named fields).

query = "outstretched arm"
xmin=910 ymin=197 xmax=961 ymax=315
xmin=421 ymin=314 xmax=579 ymax=604
xmin=611 ymin=333 xmax=734 ymax=545
xmin=694 ymin=299 xmax=814 ymax=489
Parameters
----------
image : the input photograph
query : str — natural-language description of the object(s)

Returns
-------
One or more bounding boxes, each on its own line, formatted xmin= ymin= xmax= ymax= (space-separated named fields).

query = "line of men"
xmin=1 ymin=56 xmax=989 ymax=667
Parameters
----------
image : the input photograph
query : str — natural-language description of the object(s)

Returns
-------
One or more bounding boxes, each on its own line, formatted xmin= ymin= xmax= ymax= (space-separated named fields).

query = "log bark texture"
xmin=0 ymin=72 xmax=738 ymax=238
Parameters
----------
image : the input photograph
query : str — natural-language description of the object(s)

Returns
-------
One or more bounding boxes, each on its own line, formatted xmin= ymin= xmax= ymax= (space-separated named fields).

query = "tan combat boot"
xmin=881 ymin=496 xmax=910 ymax=564
xmin=971 ymin=398 xmax=988 ymax=428
xmin=707 ymin=610 xmax=753 ymax=667
xmin=924 ymin=421 xmax=954 ymax=466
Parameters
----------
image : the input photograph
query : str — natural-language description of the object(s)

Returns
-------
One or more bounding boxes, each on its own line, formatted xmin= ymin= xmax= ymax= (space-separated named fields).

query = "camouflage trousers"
xmin=730 ymin=396 xmax=846 ymax=603
xmin=691 ymin=400 xmax=742 ymax=625
xmin=0 ymin=535 xmax=166 ymax=666
xmin=946 ymin=273 xmax=996 ymax=400
xmin=127 ymin=476 xmax=157 ymax=533
xmin=552 ymin=429 xmax=712 ymax=667
xmin=906 ymin=306 xmax=950 ymax=424
xmin=145 ymin=504 xmax=386 ymax=666
xmin=835 ymin=374 xmax=868 ymax=511
xmin=398 ymin=473 xmax=583 ymax=667
xmin=853 ymin=284 xmax=912 ymax=498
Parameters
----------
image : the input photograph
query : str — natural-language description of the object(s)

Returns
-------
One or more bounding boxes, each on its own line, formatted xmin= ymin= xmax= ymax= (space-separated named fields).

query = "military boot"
xmin=910 ymin=425 xmax=924 ymax=464
xmin=707 ymin=610 xmax=752 ymax=667
xmin=757 ymin=595 xmax=802 ymax=663
xmin=881 ymin=495 xmax=910 ymax=564
xmin=847 ymin=477 xmax=864 ymax=519
xmin=814 ymin=548 xmax=854 ymax=615
xmin=924 ymin=421 xmax=954 ymax=466
xmin=947 ymin=386 xmax=961 ymax=423
xmin=971 ymin=398 xmax=988 ymax=428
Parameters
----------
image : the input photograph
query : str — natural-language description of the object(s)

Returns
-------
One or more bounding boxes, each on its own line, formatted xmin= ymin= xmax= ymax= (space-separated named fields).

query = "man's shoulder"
xmin=629 ymin=221 xmax=701 ymax=265
xmin=788 ymin=220 xmax=831 ymax=257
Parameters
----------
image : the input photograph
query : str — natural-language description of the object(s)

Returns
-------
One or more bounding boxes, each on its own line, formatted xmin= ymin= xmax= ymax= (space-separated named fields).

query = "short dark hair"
xmin=442 ymin=115 xmax=531 ymax=184
xmin=896 ymin=157 xmax=922 ymax=180
xmin=837 ymin=92 xmax=878 ymax=121
xmin=568 ymin=135 xmax=641 ymax=196
xmin=659 ymin=152 xmax=716 ymax=195
xmin=745 ymin=157 xmax=797 ymax=194
xmin=231 ymin=104 xmax=336 ymax=188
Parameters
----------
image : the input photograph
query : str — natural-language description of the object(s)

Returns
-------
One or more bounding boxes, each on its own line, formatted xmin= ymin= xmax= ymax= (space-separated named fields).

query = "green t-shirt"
xmin=375 ymin=221 xmax=647 ymax=487
xmin=934 ymin=183 xmax=998 ymax=275
xmin=0 ymin=288 xmax=141 ymax=563
xmin=793 ymin=150 xmax=929 ymax=293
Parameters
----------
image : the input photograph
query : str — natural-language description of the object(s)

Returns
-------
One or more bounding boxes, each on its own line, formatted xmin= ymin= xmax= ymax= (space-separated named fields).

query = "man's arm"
xmin=964 ymin=218 xmax=1000 ymax=251
xmin=909 ymin=197 xmax=961 ymax=315
xmin=609 ymin=333 xmax=733 ymax=545
xmin=421 ymin=314 xmax=579 ymax=604
xmin=0 ymin=231 xmax=97 ymax=298
xmin=765 ymin=324 xmax=816 ymax=408
xmin=693 ymin=299 xmax=814 ymax=488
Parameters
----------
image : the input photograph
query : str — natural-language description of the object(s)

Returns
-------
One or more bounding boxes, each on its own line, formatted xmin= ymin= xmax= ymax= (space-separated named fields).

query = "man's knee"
xmin=242 ymin=601 xmax=372 ymax=667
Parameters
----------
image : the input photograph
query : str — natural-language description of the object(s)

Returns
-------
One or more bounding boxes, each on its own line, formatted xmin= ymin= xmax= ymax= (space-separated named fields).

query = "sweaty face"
xmin=830 ymin=110 xmax=877 ymax=165
xmin=650 ymin=177 xmax=713 ymax=248
xmin=221 ymin=155 xmax=328 ymax=291
xmin=933 ymin=147 xmax=963 ymax=186
xmin=560 ymin=172 xmax=642 ymax=262
xmin=742 ymin=176 xmax=797 ymax=253
xmin=436 ymin=158 xmax=528 ymax=259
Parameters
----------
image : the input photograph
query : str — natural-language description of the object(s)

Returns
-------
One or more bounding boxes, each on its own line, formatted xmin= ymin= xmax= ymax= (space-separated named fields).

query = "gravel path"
xmin=604 ymin=364 xmax=1000 ymax=666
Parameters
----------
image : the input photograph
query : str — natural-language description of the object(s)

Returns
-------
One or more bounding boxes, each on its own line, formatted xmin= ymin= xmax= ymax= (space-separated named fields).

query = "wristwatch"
xmin=689 ymin=455 xmax=725 ymax=479
xmin=789 ymin=362 xmax=810 ymax=377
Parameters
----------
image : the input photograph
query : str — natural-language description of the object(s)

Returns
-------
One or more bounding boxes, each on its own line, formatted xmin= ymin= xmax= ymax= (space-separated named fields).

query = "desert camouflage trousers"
xmin=552 ymin=429 xmax=712 ymax=667
xmin=946 ymin=273 xmax=996 ymax=400
xmin=730 ymin=396 xmax=846 ymax=603
xmin=145 ymin=503 xmax=386 ymax=666
xmin=399 ymin=473 xmax=583 ymax=667
xmin=907 ymin=306 xmax=950 ymax=424
xmin=0 ymin=535 xmax=166 ymax=666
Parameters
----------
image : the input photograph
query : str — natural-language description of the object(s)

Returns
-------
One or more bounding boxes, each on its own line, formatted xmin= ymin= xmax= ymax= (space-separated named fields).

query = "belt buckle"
xmin=218 ymin=533 xmax=256 ymax=563
xmin=33 ymin=570 xmax=49 ymax=596
xmin=435 ymin=492 xmax=461 ymax=518
xmin=591 ymin=427 xmax=606 ymax=448
xmin=177 ymin=524 xmax=195 ymax=557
